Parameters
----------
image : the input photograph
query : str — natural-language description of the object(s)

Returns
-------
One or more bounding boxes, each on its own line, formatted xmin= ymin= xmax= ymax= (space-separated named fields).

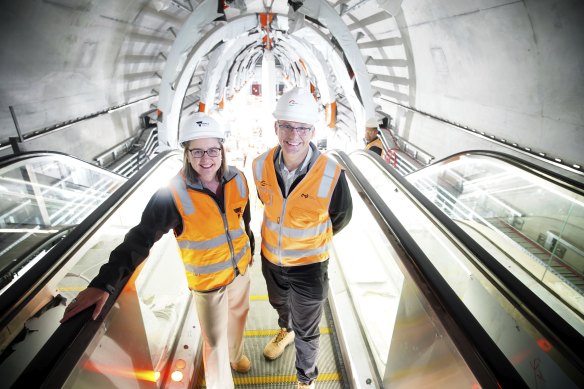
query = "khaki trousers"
xmin=193 ymin=271 xmax=250 ymax=389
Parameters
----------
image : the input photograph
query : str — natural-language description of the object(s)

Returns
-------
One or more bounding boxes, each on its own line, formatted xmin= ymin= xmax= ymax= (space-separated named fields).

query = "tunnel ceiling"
xmin=1 ymin=0 xmax=583 ymax=180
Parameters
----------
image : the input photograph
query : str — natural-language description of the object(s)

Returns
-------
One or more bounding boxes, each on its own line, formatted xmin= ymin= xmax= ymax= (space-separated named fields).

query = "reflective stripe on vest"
xmin=177 ymin=228 xmax=245 ymax=250
xmin=169 ymin=170 xmax=251 ymax=291
xmin=183 ymin=241 xmax=250 ymax=274
xmin=254 ymin=151 xmax=269 ymax=181
xmin=252 ymin=147 xmax=341 ymax=266
xmin=263 ymin=214 xmax=332 ymax=239
xmin=262 ymin=240 xmax=331 ymax=260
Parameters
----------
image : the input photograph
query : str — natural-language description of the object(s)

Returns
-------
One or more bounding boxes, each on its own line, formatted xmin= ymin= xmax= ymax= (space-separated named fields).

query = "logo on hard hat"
xmin=195 ymin=120 xmax=209 ymax=127
xmin=288 ymin=99 xmax=299 ymax=106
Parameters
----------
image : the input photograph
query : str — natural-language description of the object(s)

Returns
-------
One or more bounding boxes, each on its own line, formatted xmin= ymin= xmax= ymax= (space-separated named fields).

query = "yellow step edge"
xmin=250 ymin=295 xmax=269 ymax=301
xmin=57 ymin=287 xmax=85 ymax=292
xmin=198 ymin=372 xmax=342 ymax=386
xmin=244 ymin=328 xmax=331 ymax=337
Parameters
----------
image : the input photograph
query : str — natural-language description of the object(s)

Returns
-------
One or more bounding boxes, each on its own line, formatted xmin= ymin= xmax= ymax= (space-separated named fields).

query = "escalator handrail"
xmin=0 ymin=150 xmax=179 ymax=326
xmin=6 ymin=150 xmax=181 ymax=388
xmin=333 ymin=149 xmax=532 ymax=388
xmin=411 ymin=149 xmax=584 ymax=194
xmin=358 ymin=149 xmax=584 ymax=373
xmin=0 ymin=150 xmax=122 ymax=176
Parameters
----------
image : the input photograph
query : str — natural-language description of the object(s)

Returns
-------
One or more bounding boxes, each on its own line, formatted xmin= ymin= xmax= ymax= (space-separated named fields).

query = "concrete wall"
xmin=381 ymin=0 xmax=584 ymax=181
xmin=0 ymin=97 xmax=155 ymax=162
xmin=0 ymin=0 xmax=170 ymax=148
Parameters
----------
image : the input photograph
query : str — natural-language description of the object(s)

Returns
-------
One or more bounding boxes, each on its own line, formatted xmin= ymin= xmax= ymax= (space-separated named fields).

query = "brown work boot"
xmin=230 ymin=355 xmax=251 ymax=373
xmin=263 ymin=328 xmax=295 ymax=360
xmin=297 ymin=380 xmax=315 ymax=389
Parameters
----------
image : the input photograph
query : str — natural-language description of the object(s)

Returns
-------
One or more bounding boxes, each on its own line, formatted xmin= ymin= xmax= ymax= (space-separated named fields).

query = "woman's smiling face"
xmin=187 ymin=137 xmax=223 ymax=181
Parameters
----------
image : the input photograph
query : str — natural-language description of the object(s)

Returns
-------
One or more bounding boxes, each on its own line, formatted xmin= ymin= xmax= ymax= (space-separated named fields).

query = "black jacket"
xmin=89 ymin=167 xmax=254 ymax=294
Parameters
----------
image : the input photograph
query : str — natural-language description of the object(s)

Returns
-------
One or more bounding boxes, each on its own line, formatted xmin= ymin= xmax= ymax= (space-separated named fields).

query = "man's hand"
xmin=60 ymin=287 xmax=110 ymax=323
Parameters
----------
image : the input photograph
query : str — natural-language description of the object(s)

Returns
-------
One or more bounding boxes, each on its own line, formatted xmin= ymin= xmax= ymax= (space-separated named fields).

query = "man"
xmin=364 ymin=117 xmax=386 ymax=158
xmin=252 ymin=87 xmax=353 ymax=389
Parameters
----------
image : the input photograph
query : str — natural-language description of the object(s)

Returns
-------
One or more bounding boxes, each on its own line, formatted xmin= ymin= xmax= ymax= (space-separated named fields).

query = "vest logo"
xmin=234 ymin=207 xmax=243 ymax=216
xmin=301 ymin=193 xmax=309 ymax=198
xmin=260 ymin=180 xmax=268 ymax=187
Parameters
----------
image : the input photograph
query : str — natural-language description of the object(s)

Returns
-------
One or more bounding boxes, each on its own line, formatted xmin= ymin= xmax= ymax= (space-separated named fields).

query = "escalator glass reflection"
xmin=0 ymin=154 xmax=125 ymax=290
xmin=405 ymin=153 xmax=584 ymax=323
xmin=0 ymin=152 xmax=195 ymax=388
xmin=350 ymin=151 xmax=583 ymax=388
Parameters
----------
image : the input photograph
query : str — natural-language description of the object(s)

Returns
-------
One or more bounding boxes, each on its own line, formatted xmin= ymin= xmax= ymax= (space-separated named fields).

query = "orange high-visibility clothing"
xmin=253 ymin=147 xmax=341 ymax=266
xmin=169 ymin=171 xmax=252 ymax=291
xmin=365 ymin=137 xmax=386 ymax=158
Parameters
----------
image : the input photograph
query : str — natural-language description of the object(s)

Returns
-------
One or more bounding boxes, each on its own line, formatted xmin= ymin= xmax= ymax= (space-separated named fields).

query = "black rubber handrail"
xmin=332 ymin=149 xmax=529 ymax=388
xmin=0 ymin=150 xmax=178 ymax=327
xmin=412 ymin=149 xmax=584 ymax=193
xmin=360 ymin=149 xmax=584 ymax=377
xmin=5 ymin=150 xmax=181 ymax=388
xmin=0 ymin=150 xmax=126 ymax=172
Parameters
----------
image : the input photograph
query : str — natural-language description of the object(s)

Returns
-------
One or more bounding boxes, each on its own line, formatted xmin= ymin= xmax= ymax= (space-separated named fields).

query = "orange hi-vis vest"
xmin=253 ymin=147 xmax=342 ymax=267
xmin=365 ymin=137 xmax=386 ymax=158
xmin=169 ymin=168 xmax=252 ymax=291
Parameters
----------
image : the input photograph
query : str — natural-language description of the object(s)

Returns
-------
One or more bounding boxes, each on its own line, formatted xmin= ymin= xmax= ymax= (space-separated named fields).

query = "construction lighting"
xmin=171 ymin=370 xmax=184 ymax=382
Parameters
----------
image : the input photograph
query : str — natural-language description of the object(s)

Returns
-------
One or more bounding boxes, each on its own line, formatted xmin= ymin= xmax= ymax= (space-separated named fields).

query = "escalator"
xmin=342 ymin=149 xmax=584 ymax=387
xmin=0 ymin=150 xmax=190 ymax=388
xmin=0 ymin=149 xmax=582 ymax=388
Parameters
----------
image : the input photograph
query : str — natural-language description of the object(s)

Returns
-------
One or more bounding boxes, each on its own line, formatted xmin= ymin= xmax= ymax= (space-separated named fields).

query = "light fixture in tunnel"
xmin=170 ymin=358 xmax=187 ymax=382
xmin=171 ymin=370 xmax=184 ymax=382
xmin=175 ymin=359 xmax=187 ymax=369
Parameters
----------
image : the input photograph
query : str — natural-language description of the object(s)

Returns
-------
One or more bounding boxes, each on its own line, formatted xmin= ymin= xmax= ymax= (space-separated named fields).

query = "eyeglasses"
xmin=278 ymin=122 xmax=313 ymax=137
xmin=188 ymin=147 xmax=221 ymax=158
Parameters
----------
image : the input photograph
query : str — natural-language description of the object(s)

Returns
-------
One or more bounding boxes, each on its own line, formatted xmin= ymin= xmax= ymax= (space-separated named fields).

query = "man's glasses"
xmin=278 ymin=122 xmax=313 ymax=137
xmin=188 ymin=147 xmax=221 ymax=158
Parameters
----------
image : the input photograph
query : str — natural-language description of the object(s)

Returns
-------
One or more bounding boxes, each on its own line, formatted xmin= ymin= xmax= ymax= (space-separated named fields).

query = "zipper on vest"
xmin=277 ymin=198 xmax=288 ymax=265
xmin=218 ymin=204 xmax=239 ymax=275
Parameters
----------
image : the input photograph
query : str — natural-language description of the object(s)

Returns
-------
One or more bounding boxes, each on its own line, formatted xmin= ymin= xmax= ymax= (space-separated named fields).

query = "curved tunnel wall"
xmin=0 ymin=0 xmax=582 ymax=181
xmin=380 ymin=0 xmax=584 ymax=179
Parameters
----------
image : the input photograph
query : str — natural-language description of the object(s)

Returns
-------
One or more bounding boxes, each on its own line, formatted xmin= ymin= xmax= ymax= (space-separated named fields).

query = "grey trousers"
xmin=261 ymin=257 xmax=329 ymax=383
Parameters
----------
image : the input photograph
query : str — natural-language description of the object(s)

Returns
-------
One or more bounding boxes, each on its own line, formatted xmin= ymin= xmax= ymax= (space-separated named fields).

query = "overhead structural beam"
xmin=347 ymin=12 xmax=389 ymax=31
xmin=172 ymin=0 xmax=193 ymax=12
xmin=157 ymin=0 xmax=220 ymax=149
xmin=298 ymin=0 xmax=376 ymax=127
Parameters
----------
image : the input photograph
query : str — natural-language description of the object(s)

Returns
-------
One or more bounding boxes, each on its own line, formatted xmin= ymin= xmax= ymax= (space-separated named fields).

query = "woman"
xmin=61 ymin=113 xmax=254 ymax=389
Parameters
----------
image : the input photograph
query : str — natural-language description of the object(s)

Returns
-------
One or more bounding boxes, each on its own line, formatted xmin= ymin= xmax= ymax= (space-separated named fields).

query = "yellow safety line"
xmin=234 ymin=372 xmax=341 ymax=385
xmin=244 ymin=327 xmax=331 ymax=337
xmin=250 ymin=295 xmax=269 ymax=301
xmin=198 ymin=372 xmax=342 ymax=386
xmin=57 ymin=287 xmax=85 ymax=292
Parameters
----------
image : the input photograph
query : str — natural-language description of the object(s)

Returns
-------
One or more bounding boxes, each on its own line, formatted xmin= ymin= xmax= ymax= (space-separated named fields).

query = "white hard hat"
xmin=365 ymin=117 xmax=379 ymax=128
xmin=178 ymin=113 xmax=225 ymax=145
xmin=273 ymin=87 xmax=319 ymax=125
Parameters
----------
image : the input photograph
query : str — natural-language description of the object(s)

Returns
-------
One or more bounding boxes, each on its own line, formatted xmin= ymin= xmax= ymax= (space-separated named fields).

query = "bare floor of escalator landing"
xmin=194 ymin=237 xmax=349 ymax=389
